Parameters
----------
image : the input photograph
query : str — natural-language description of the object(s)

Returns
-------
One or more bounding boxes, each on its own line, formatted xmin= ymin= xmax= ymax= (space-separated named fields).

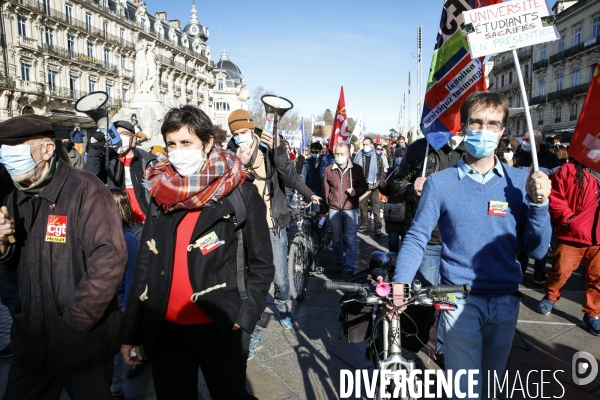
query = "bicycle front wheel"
xmin=289 ymin=236 xmax=309 ymax=302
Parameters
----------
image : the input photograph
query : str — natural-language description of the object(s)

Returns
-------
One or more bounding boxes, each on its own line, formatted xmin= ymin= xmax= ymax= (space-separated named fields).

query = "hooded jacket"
xmin=550 ymin=162 xmax=600 ymax=246
xmin=390 ymin=138 xmax=467 ymax=245
xmin=0 ymin=159 xmax=127 ymax=375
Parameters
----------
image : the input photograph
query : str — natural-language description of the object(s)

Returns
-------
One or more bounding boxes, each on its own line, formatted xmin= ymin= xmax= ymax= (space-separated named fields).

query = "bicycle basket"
xmin=339 ymin=269 xmax=373 ymax=343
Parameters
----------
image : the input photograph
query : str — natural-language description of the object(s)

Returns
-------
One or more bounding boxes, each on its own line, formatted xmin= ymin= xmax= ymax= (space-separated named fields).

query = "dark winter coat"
xmin=390 ymin=138 xmax=467 ymax=246
xmin=84 ymin=147 xmax=156 ymax=216
xmin=119 ymin=182 xmax=274 ymax=355
xmin=379 ymin=166 xmax=412 ymax=236
xmin=514 ymin=143 xmax=560 ymax=170
xmin=0 ymin=159 xmax=127 ymax=375
xmin=302 ymin=156 xmax=323 ymax=197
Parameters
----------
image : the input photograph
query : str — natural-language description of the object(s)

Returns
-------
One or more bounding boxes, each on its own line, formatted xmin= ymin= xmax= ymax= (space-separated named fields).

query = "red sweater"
xmin=119 ymin=157 xmax=146 ymax=222
xmin=164 ymin=210 xmax=212 ymax=325
xmin=550 ymin=162 xmax=600 ymax=246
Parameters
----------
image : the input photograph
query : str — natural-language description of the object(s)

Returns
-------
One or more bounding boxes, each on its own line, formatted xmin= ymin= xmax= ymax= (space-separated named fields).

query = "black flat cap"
xmin=113 ymin=120 xmax=135 ymax=133
xmin=55 ymin=130 xmax=71 ymax=140
xmin=0 ymin=115 xmax=55 ymax=144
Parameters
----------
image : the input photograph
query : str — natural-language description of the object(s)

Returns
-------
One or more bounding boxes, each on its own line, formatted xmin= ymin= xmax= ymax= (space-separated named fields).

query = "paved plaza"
xmin=0 ymin=220 xmax=598 ymax=399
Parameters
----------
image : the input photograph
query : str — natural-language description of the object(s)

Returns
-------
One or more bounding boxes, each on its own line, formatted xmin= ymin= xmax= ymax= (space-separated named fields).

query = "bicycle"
xmin=288 ymin=197 xmax=323 ymax=302
xmin=324 ymin=254 xmax=470 ymax=399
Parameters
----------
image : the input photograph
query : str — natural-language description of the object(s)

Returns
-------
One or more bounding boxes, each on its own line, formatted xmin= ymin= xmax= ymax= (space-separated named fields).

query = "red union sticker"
xmin=45 ymin=215 xmax=67 ymax=243
xmin=488 ymin=201 xmax=509 ymax=217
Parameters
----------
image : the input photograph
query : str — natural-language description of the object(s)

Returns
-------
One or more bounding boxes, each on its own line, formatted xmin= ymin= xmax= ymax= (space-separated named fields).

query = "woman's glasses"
xmin=504 ymin=148 xmax=514 ymax=153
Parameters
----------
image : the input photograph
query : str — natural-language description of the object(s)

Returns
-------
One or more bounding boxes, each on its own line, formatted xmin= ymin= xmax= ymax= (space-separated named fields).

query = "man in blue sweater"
xmin=393 ymin=92 xmax=552 ymax=399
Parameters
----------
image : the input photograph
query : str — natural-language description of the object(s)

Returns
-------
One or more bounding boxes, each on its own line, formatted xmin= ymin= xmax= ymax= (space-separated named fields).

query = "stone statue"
xmin=142 ymin=41 xmax=157 ymax=93
xmin=134 ymin=40 xmax=148 ymax=93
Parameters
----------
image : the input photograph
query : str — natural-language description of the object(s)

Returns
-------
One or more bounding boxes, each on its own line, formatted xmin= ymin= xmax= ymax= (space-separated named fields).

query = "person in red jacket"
xmin=538 ymin=160 xmax=600 ymax=336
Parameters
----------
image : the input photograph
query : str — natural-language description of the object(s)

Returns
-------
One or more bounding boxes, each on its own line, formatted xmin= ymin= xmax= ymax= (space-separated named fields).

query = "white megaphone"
xmin=74 ymin=91 xmax=109 ymax=129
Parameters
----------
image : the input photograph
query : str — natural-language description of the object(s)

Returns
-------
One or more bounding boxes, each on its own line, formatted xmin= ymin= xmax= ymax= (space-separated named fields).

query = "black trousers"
xmin=3 ymin=359 xmax=113 ymax=400
xmin=151 ymin=321 xmax=256 ymax=400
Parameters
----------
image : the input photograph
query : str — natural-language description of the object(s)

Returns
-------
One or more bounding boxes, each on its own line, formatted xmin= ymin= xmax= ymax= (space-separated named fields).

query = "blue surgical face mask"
xmin=521 ymin=142 xmax=532 ymax=153
xmin=311 ymin=153 xmax=319 ymax=159
xmin=234 ymin=133 xmax=253 ymax=147
xmin=0 ymin=143 xmax=44 ymax=176
xmin=464 ymin=129 xmax=499 ymax=159
xmin=395 ymin=157 xmax=402 ymax=166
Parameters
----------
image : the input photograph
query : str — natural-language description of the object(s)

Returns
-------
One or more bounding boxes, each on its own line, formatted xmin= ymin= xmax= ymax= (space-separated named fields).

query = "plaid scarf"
xmin=147 ymin=147 xmax=243 ymax=212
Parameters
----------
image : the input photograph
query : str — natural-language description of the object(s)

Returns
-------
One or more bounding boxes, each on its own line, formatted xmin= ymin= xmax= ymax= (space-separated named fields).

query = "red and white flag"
xmin=328 ymin=87 xmax=350 ymax=152
xmin=568 ymin=60 xmax=600 ymax=173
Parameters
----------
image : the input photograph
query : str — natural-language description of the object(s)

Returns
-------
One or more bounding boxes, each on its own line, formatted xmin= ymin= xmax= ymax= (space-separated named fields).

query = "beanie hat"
xmin=228 ymin=109 xmax=254 ymax=132
xmin=150 ymin=145 xmax=167 ymax=156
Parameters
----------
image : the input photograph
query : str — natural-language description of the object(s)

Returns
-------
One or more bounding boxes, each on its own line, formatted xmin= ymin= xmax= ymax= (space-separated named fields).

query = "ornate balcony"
xmin=42 ymin=44 xmax=118 ymax=74
xmin=532 ymin=59 xmax=548 ymax=72
xmin=15 ymin=35 xmax=38 ymax=51
xmin=15 ymin=79 xmax=44 ymax=93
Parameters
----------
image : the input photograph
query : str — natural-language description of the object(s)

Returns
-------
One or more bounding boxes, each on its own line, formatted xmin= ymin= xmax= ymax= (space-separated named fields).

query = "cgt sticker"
xmin=45 ymin=215 xmax=67 ymax=243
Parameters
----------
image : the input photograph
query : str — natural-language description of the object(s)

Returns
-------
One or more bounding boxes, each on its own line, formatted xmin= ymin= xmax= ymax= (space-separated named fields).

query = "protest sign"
xmin=279 ymin=130 xmax=302 ymax=149
xmin=462 ymin=0 xmax=559 ymax=58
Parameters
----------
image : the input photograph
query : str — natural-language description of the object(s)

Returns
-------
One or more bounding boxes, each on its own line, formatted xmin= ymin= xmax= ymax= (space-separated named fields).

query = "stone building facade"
xmin=0 ymin=0 xmax=248 ymax=134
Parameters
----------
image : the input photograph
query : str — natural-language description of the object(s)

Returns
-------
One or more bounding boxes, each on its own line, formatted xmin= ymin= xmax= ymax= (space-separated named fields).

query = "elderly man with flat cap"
xmin=84 ymin=120 xmax=156 ymax=237
xmin=0 ymin=114 xmax=127 ymax=400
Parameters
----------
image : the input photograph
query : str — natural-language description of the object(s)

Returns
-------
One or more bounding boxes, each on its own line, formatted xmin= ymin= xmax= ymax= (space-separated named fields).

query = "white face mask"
xmin=504 ymin=151 xmax=514 ymax=162
xmin=115 ymin=134 xmax=132 ymax=155
xmin=335 ymin=155 xmax=348 ymax=165
xmin=448 ymin=134 xmax=464 ymax=150
xmin=168 ymin=148 xmax=206 ymax=177
xmin=363 ymin=145 xmax=372 ymax=152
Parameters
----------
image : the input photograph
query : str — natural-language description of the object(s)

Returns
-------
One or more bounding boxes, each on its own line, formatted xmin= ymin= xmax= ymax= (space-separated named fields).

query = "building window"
xmin=104 ymin=48 xmax=110 ymax=65
xmin=65 ymin=4 xmax=72 ymax=23
xmin=87 ymin=42 xmax=93 ymax=57
xmin=122 ymin=88 xmax=128 ymax=101
xmin=45 ymin=27 xmax=54 ymax=45
xmin=572 ymin=67 xmax=579 ymax=87
xmin=540 ymin=44 xmax=546 ymax=60
xmin=524 ymin=65 xmax=529 ymax=80
xmin=88 ymin=78 xmax=96 ymax=92
xmin=555 ymin=106 xmax=562 ymax=123
xmin=120 ymin=29 xmax=125 ymax=43
xmin=508 ymin=71 xmax=513 ymax=84
xmin=218 ymin=78 xmax=224 ymax=90
xmin=516 ymin=120 xmax=521 ymax=135
xmin=85 ymin=13 xmax=92 ymax=31
xmin=17 ymin=16 xmax=26 ymax=36
xmin=516 ymin=95 xmax=521 ymax=108
xmin=103 ymin=21 xmax=109 ymax=37
xmin=556 ymin=72 xmax=563 ymax=91
xmin=174 ymin=96 xmax=179 ymax=108
xmin=495 ymin=76 xmax=499 ymax=88
xmin=594 ymin=16 xmax=600 ymax=37
xmin=539 ymin=78 xmax=545 ymax=96
xmin=69 ymin=74 xmax=77 ymax=91
xmin=537 ymin=109 xmax=544 ymax=125
xmin=570 ymin=102 xmax=578 ymax=121
xmin=558 ymin=34 xmax=564 ymax=52
xmin=21 ymin=62 xmax=31 ymax=81
xmin=574 ymin=26 xmax=581 ymax=46
xmin=501 ymin=75 xmax=505 ymax=86
xmin=67 ymin=34 xmax=75 ymax=54
xmin=508 ymin=96 xmax=513 ymax=107
xmin=215 ymin=100 xmax=230 ymax=111
xmin=105 ymin=83 xmax=112 ymax=97
xmin=121 ymin=54 xmax=126 ymax=69
xmin=42 ymin=0 xmax=50 ymax=14
xmin=47 ymin=69 xmax=57 ymax=88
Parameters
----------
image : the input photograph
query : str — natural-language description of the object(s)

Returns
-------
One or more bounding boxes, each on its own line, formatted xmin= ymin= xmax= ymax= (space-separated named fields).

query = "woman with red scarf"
xmin=119 ymin=106 xmax=274 ymax=399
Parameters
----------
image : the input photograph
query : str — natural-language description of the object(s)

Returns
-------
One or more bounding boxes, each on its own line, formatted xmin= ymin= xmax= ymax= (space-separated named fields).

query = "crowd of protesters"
xmin=0 ymin=89 xmax=597 ymax=400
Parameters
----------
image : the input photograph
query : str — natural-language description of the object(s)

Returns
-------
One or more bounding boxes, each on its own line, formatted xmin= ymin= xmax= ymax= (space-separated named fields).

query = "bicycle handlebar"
xmin=430 ymin=284 xmax=471 ymax=294
xmin=323 ymin=281 xmax=365 ymax=293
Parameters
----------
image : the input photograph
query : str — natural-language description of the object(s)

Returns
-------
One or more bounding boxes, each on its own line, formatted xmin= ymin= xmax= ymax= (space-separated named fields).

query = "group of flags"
xmin=322 ymin=0 xmax=599 ymax=173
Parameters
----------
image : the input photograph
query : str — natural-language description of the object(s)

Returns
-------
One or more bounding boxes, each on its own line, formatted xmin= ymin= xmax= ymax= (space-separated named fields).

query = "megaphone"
xmin=260 ymin=95 xmax=293 ymax=149
xmin=74 ymin=91 xmax=109 ymax=129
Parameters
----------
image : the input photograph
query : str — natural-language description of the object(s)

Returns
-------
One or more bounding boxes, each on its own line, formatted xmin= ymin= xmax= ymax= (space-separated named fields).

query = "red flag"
xmin=568 ymin=60 xmax=600 ymax=173
xmin=376 ymin=135 xmax=381 ymax=144
xmin=328 ymin=87 xmax=349 ymax=152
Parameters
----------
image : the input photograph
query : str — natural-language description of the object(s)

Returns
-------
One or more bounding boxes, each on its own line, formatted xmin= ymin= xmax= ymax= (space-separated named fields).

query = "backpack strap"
xmin=228 ymin=186 xmax=248 ymax=300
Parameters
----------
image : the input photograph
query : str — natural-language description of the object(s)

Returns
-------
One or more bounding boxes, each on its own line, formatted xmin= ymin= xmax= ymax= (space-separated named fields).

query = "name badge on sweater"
xmin=45 ymin=216 xmax=67 ymax=243
xmin=488 ymin=201 xmax=508 ymax=217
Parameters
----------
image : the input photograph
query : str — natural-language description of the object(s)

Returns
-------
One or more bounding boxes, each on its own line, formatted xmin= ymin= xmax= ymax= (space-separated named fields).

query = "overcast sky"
xmin=148 ymin=0 xmax=558 ymax=134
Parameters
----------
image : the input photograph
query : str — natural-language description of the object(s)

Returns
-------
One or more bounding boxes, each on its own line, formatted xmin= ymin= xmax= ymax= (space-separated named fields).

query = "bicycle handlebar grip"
xmin=430 ymin=284 xmax=471 ymax=294
xmin=324 ymin=281 xmax=364 ymax=293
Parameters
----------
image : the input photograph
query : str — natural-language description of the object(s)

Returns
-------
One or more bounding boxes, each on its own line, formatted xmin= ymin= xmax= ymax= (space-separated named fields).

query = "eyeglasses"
xmin=376 ymin=147 xmax=383 ymax=151
xmin=504 ymin=148 xmax=513 ymax=153
xmin=310 ymin=151 xmax=320 ymax=154
xmin=467 ymin=119 xmax=504 ymax=132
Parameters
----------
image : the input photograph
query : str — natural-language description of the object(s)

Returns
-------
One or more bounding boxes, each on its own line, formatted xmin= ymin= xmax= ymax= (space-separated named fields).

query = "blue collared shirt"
xmin=457 ymin=155 xmax=504 ymax=184
xmin=457 ymin=155 xmax=548 ymax=207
